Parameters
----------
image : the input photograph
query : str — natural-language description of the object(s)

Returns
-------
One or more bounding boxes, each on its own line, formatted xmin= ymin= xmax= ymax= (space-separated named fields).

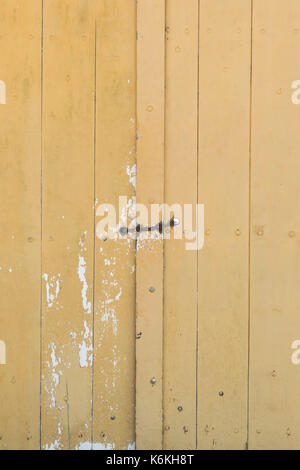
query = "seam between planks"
xmin=247 ymin=0 xmax=254 ymax=451
xmin=40 ymin=0 xmax=44 ymax=451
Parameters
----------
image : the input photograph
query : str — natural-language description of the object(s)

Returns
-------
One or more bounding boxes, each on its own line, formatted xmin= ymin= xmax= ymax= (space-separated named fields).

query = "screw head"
xmin=219 ymin=391 xmax=224 ymax=397
xmin=149 ymin=287 xmax=155 ymax=293
xmin=178 ymin=406 xmax=183 ymax=412
xmin=150 ymin=377 xmax=156 ymax=385
xmin=119 ymin=227 xmax=128 ymax=236
xmin=110 ymin=415 xmax=116 ymax=421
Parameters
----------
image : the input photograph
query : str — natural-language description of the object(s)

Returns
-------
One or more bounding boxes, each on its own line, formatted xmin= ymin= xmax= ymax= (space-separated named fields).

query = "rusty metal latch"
xmin=119 ymin=216 xmax=180 ymax=236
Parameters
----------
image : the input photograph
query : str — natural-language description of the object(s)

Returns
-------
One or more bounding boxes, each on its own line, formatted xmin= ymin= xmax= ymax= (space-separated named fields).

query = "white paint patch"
xmin=77 ymin=256 xmax=91 ymax=314
xmin=44 ymin=421 xmax=63 ymax=450
xmin=44 ymin=441 xmax=60 ymax=451
xmin=76 ymin=441 xmax=135 ymax=451
xmin=115 ymin=288 xmax=122 ymax=301
xmin=126 ymin=163 xmax=136 ymax=189
xmin=76 ymin=441 xmax=116 ymax=450
xmin=101 ymin=308 xmax=118 ymax=336
xmin=79 ymin=340 xmax=89 ymax=368
xmin=43 ymin=273 xmax=62 ymax=309
xmin=127 ymin=442 xmax=136 ymax=450
xmin=93 ymin=442 xmax=115 ymax=450
xmin=79 ymin=338 xmax=93 ymax=368
xmin=77 ymin=236 xmax=93 ymax=368
xmin=47 ymin=342 xmax=63 ymax=409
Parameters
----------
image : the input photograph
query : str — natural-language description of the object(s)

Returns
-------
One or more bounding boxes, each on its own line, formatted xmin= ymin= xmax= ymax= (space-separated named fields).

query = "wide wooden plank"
xmin=136 ymin=0 xmax=165 ymax=450
xmin=93 ymin=0 xmax=136 ymax=450
xmin=197 ymin=0 xmax=251 ymax=450
xmin=41 ymin=0 xmax=95 ymax=450
xmin=0 ymin=0 xmax=41 ymax=450
xmin=249 ymin=0 xmax=300 ymax=450
xmin=163 ymin=0 xmax=199 ymax=450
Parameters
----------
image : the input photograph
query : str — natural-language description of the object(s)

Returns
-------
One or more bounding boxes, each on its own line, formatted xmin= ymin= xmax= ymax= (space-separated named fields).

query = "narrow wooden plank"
xmin=0 ymin=0 xmax=41 ymax=450
xmin=136 ymin=0 xmax=165 ymax=450
xmin=93 ymin=0 xmax=136 ymax=450
xmin=249 ymin=0 xmax=300 ymax=450
xmin=163 ymin=0 xmax=198 ymax=450
xmin=41 ymin=0 xmax=95 ymax=450
xmin=197 ymin=0 xmax=251 ymax=449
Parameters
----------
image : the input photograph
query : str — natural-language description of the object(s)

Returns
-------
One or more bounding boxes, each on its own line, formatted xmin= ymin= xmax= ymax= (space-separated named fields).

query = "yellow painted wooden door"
xmin=0 ymin=0 xmax=299 ymax=451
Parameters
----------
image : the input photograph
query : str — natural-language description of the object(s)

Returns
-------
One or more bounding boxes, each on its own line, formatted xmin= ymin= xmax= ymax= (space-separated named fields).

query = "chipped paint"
xmin=43 ymin=273 xmax=62 ymax=309
xmin=79 ymin=320 xmax=93 ymax=368
xmin=44 ymin=422 xmax=63 ymax=451
xmin=77 ymin=255 xmax=91 ymax=314
xmin=77 ymin=233 xmax=93 ymax=367
xmin=126 ymin=163 xmax=136 ymax=189
xmin=75 ymin=440 xmax=135 ymax=451
xmin=47 ymin=342 xmax=62 ymax=408
xmin=76 ymin=441 xmax=115 ymax=450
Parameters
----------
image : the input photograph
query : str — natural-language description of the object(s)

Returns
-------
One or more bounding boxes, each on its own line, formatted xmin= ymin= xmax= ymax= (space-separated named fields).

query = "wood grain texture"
xmin=249 ymin=0 xmax=300 ymax=450
xmin=197 ymin=0 xmax=251 ymax=450
xmin=41 ymin=0 xmax=95 ymax=450
xmin=93 ymin=0 xmax=136 ymax=450
xmin=136 ymin=0 xmax=165 ymax=450
xmin=0 ymin=0 xmax=41 ymax=450
xmin=0 ymin=0 xmax=300 ymax=450
xmin=163 ymin=0 xmax=199 ymax=450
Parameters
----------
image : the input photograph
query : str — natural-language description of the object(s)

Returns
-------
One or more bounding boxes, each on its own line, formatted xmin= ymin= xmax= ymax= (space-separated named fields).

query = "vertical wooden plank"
xmin=0 ymin=0 xmax=41 ymax=450
xmin=197 ymin=0 xmax=251 ymax=449
xmin=136 ymin=0 xmax=165 ymax=450
xmin=163 ymin=0 xmax=198 ymax=450
xmin=93 ymin=0 xmax=136 ymax=450
xmin=249 ymin=0 xmax=300 ymax=450
xmin=42 ymin=0 xmax=95 ymax=450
